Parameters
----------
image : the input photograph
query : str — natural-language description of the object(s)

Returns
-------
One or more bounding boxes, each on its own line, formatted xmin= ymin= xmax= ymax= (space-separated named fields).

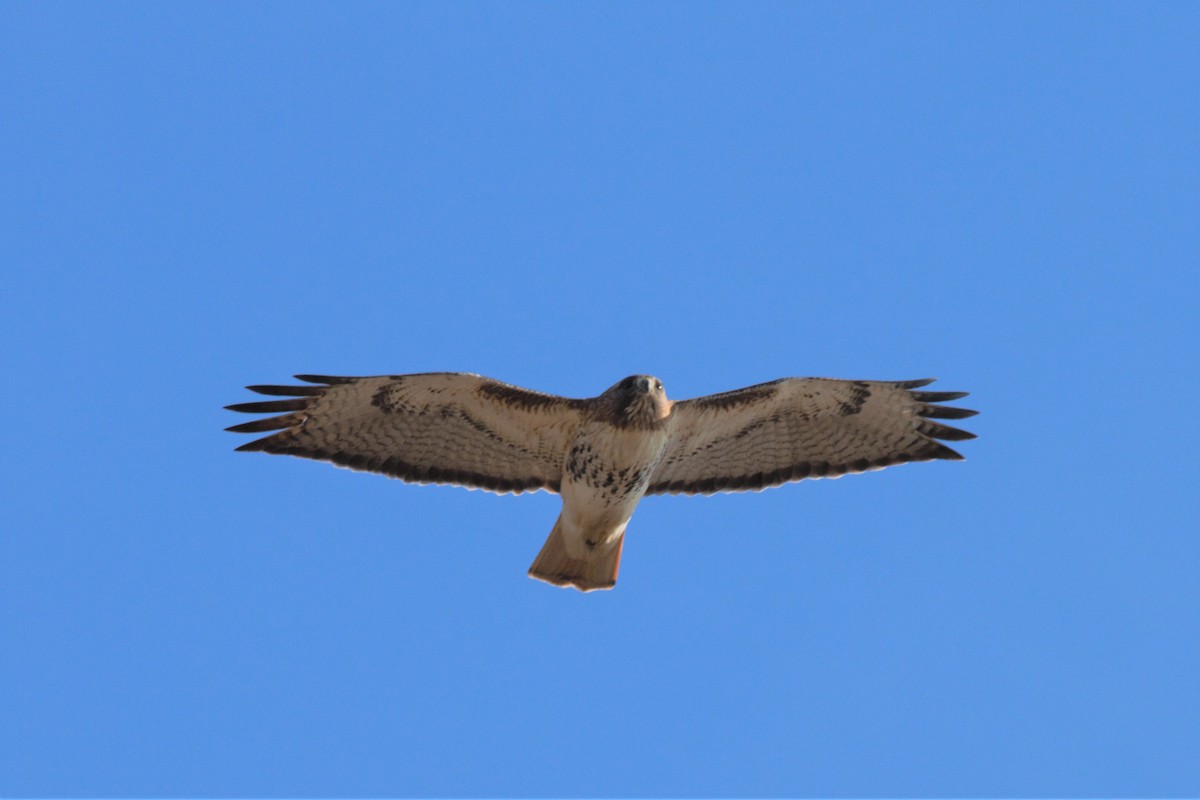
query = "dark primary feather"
xmin=246 ymin=384 xmax=325 ymax=397
xmin=225 ymin=399 xmax=308 ymax=414
xmin=911 ymin=390 xmax=969 ymax=402
xmin=225 ymin=414 xmax=303 ymax=434
xmin=918 ymin=403 xmax=976 ymax=419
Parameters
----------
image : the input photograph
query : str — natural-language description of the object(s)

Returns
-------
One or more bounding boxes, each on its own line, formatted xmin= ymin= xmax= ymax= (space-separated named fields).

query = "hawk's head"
xmin=595 ymin=375 xmax=673 ymax=429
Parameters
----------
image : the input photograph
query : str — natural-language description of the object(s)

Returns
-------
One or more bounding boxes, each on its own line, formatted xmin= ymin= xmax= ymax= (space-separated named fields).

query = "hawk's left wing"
xmin=647 ymin=378 xmax=976 ymax=495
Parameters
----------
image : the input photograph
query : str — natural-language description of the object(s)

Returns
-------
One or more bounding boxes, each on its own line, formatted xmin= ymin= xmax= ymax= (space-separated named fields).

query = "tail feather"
xmin=528 ymin=516 xmax=623 ymax=592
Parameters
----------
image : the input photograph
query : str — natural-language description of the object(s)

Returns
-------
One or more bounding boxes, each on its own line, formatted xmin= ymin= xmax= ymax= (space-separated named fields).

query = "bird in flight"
xmin=227 ymin=372 xmax=976 ymax=592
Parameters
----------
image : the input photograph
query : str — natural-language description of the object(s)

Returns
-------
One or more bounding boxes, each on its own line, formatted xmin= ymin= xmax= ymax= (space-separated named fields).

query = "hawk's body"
xmin=227 ymin=372 xmax=976 ymax=591
xmin=538 ymin=376 xmax=673 ymax=588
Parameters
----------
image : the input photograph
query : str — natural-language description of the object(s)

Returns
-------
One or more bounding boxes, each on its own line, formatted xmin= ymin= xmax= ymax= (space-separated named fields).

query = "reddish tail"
xmin=527 ymin=516 xmax=624 ymax=592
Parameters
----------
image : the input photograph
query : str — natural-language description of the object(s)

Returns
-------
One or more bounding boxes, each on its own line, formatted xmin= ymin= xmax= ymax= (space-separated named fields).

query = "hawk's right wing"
xmin=226 ymin=373 xmax=587 ymax=495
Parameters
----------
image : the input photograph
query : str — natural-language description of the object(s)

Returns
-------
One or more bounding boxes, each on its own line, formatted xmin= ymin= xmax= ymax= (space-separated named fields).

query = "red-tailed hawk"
xmin=227 ymin=373 xmax=976 ymax=591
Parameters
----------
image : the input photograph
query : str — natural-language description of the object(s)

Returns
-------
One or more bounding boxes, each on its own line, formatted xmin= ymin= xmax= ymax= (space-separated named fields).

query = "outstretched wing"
xmin=226 ymin=373 xmax=586 ymax=495
xmin=648 ymin=378 xmax=976 ymax=495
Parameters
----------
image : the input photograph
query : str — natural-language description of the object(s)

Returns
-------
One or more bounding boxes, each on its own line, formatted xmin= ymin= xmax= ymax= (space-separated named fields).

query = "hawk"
xmin=226 ymin=373 xmax=976 ymax=591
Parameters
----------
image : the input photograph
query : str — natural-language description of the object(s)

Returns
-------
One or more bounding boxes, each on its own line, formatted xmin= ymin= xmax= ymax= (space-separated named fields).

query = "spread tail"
xmin=527 ymin=516 xmax=623 ymax=592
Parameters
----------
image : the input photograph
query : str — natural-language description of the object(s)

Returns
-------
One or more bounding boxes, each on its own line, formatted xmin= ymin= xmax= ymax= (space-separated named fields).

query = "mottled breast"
xmin=562 ymin=421 xmax=671 ymax=506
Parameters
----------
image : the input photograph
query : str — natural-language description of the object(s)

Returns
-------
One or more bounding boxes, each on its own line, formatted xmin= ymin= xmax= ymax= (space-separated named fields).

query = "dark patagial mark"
xmin=682 ymin=380 xmax=783 ymax=411
xmin=477 ymin=381 xmax=584 ymax=412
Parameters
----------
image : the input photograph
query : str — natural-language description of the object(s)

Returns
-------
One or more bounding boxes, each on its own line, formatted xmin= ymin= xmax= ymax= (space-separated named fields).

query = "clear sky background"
xmin=2 ymin=2 xmax=1197 ymax=796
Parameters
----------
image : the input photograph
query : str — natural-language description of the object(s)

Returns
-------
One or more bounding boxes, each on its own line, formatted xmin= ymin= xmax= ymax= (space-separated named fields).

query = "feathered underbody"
xmin=227 ymin=372 xmax=977 ymax=591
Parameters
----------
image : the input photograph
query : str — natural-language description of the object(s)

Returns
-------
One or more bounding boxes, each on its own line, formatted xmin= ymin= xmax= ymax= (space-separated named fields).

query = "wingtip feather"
xmin=247 ymin=384 xmax=325 ymax=397
xmin=911 ymin=390 xmax=970 ymax=402
xmin=919 ymin=420 xmax=977 ymax=441
xmin=927 ymin=442 xmax=966 ymax=460
xmin=225 ymin=415 xmax=299 ymax=434
xmin=234 ymin=437 xmax=278 ymax=452
xmin=225 ymin=399 xmax=308 ymax=414
xmin=920 ymin=404 xmax=979 ymax=420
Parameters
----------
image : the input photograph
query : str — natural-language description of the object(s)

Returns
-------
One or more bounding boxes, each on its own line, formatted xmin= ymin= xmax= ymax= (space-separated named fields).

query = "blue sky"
xmin=2 ymin=2 xmax=1197 ymax=796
